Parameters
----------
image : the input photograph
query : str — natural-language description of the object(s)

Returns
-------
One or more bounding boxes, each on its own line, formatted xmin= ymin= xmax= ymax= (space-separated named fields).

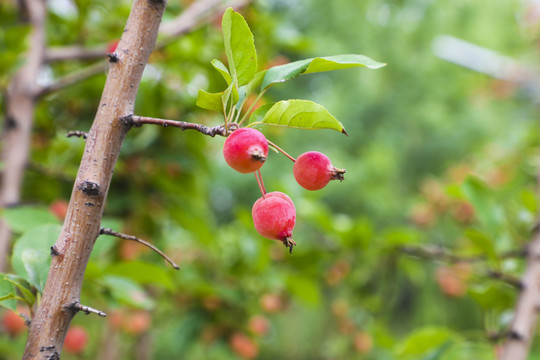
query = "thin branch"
xmin=45 ymin=46 xmax=107 ymax=63
xmin=37 ymin=61 xmax=107 ymax=98
xmin=66 ymin=130 xmax=88 ymax=140
xmin=99 ymin=228 xmax=180 ymax=270
xmin=400 ymin=244 xmax=526 ymax=264
xmin=64 ymin=302 xmax=107 ymax=317
xmin=122 ymin=114 xmax=236 ymax=137
xmin=488 ymin=270 xmax=523 ymax=290
xmin=266 ymin=139 xmax=296 ymax=162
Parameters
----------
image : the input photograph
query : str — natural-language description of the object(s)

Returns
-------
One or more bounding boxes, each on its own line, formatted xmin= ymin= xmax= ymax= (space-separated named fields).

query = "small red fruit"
xmin=223 ymin=128 xmax=268 ymax=173
xmin=64 ymin=326 xmax=88 ymax=354
xmin=123 ymin=311 xmax=151 ymax=335
xmin=1 ymin=308 xmax=26 ymax=337
xmin=252 ymin=191 xmax=296 ymax=252
xmin=293 ymin=151 xmax=345 ymax=191
xmin=248 ymin=315 xmax=270 ymax=336
xmin=229 ymin=332 xmax=259 ymax=359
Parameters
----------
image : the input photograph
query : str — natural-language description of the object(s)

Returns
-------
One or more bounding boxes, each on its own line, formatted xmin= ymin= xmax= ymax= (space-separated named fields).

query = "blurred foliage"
xmin=1 ymin=0 xmax=539 ymax=359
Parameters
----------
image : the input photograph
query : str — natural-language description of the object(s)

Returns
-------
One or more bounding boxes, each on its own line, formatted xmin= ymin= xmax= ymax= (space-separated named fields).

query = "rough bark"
xmin=22 ymin=0 xmax=167 ymax=358
xmin=0 ymin=0 xmax=46 ymax=272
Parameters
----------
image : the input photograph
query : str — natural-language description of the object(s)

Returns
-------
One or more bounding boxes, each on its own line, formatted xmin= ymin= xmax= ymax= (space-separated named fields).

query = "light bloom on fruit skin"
xmin=223 ymin=128 xmax=268 ymax=173
xmin=293 ymin=151 xmax=345 ymax=191
xmin=64 ymin=325 xmax=88 ymax=354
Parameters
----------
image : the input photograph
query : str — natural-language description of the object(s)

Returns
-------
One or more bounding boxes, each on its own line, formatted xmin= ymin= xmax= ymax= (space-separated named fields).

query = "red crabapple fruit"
xmin=1 ymin=308 xmax=26 ymax=337
xmin=223 ymin=128 xmax=268 ymax=173
xmin=64 ymin=326 xmax=89 ymax=354
xmin=293 ymin=151 xmax=345 ymax=190
xmin=252 ymin=191 xmax=296 ymax=253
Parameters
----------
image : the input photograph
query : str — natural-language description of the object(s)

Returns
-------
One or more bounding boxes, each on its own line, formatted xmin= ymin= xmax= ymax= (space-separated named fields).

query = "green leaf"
xmin=464 ymin=229 xmax=497 ymax=263
xmin=0 ymin=277 xmax=17 ymax=311
xmin=461 ymin=176 xmax=502 ymax=233
xmin=249 ymin=103 xmax=274 ymax=124
xmin=2 ymin=206 xmax=59 ymax=233
xmin=468 ymin=284 xmax=515 ymax=310
xmin=100 ymin=275 xmax=154 ymax=310
xmin=235 ymin=71 xmax=267 ymax=112
xmin=3 ymin=275 xmax=35 ymax=307
xmin=259 ymin=99 xmax=347 ymax=134
xmin=211 ymin=59 xmax=232 ymax=85
xmin=105 ymin=261 xmax=174 ymax=290
xmin=196 ymin=89 xmax=225 ymax=112
xmin=11 ymin=224 xmax=61 ymax=292
xmin=285 ymin=274 xmax=320 ymax=306
xmin=221 ymin=7 xmax=257 ymax=86
xmin=262 ymin=54 xmax=386 ymax=90
xmin=396 ymin=326 xmax=457 ymax=357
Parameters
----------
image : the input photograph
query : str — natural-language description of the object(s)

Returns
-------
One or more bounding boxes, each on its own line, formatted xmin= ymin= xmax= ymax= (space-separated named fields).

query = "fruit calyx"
xmin=331 ymin=167 xmax=346 ymax=181
xmin=282 ymin=236 xmax=296 ymax=254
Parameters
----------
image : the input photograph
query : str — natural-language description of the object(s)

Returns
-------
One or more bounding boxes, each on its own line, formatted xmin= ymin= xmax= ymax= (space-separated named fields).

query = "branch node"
xmin=50 ymin=246 xmax=60 ymax=256
xmin=78 ymin=180 xmax=101 ymax=196
xmin=106 ymin=52 xmax=119 ymax=63
xmin=99 ymin=227 xmax=180 ymax=270
xmin=64 ymin=302 xmax=107 ymax=317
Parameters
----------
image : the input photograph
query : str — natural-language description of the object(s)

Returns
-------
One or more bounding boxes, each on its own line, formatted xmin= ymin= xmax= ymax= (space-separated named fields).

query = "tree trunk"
xmin=22 ymin=0 xmax=167 ymax=358
xmin=0 ymin=0 xmax=46 ymax=272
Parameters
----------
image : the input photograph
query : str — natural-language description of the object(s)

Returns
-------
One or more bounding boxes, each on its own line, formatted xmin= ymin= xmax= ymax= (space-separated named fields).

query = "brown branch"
xmin=66 ymin=130 xmax=89 ymax=140
xmin=0 ymin=0 xmax=47 ymax=272
xmin=44 ymin=46 xmax=107 ymax=63
xmin=37 ymin=61 xmax=107 ymax=98
xmin=22 ymin=0 xmax=167 ymax=358
xmin=64 ymin=302 xmax=107 ymax=317
xmin=499 ymin=230 xmax=540 ymax=360
xmin=488 ymin=270 xmax=523 ymax=290
xmin=122 ymin=114 xmax=235 ymax=137
xmin=159 ymin=0 xmax=251 ymax=38
xmin=400 ymin=244 xmax=526 ymax=264
xmin=99 ymin=228 xmax=180 ymax=270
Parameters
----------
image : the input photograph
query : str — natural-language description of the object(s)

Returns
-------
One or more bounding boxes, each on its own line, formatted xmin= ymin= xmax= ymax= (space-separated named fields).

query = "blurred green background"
xmin=1 ymin=0 xmax=538 ymax=359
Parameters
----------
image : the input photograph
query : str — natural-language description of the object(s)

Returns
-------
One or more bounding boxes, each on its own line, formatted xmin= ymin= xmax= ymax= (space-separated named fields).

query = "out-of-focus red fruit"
xmin=106 ymin=40 xmax=119 ymax=54
xmin=435 ymin=265 xmax=468 ymax=298
xmin=223 ymin=128 xmax=268 ymax=173
xmin=293 ymin=151 xmax=345 ymax=191
xmin=338 ymin=319 xmax=355 ymax=335
xmin=123 ymin=311 xmax=151 ymax=335
xmin=452 ymin=200 xmax=475 ymax=225
xmin=325 ymin=260 xmax=351 ymax=286
xmin=64 ymin=326 xmax=88 ymax=354
xmin=108 ymin=309 xmax=125 ymax=330
xmin=354 ymin=332 xmax=373 ymax=354
xmin=229 ymin=332 xmax=259 ymax=359
xmin=49 ymin=200 xmax=69 ymax=221
xmin=202 ymin=295 xmax=221 ymax=311
xmin=248 ymin=315 xmax=270 ymax=336
xmin=331 ymin=298 xmax=349 ymax=319
xmin=421 ymin=179 xmax=449 ymax=211
xmin=260 ymin=293 xmax=283 ymax=313
xmin=1 ymin=308 xmax=26 ymax=337
xmin=252 ymin=192 xmax=296 ymax=252
xmin=409 ymin=203 xmax=436 ymax=228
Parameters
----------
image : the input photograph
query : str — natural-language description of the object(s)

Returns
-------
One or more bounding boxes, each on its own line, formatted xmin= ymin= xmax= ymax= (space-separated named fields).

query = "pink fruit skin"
xmin=252 ymin=192 xmax=295 ymax=240
xmin=293 ymin=151 xmax=333 ymax=190
xmin=64 ymin=326 xmax=88 ymax=354
xmin=223 ymin=128 xmax=268 ymax=173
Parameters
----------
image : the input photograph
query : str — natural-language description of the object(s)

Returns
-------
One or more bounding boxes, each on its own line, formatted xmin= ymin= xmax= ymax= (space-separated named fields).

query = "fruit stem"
xmin=267 ymin=139 xmax=296 ymax=163
xmin=331 ymin=167 xmax=346 ymax=182
xmin=282 ymin=237 xmax=296 ymax=254
xmin=254 ymin=170 xmax=267 ymax=199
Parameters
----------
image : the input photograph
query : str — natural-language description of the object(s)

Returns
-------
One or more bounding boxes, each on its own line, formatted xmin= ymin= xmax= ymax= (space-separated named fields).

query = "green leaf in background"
xmin=0 ymin=276 xmax=17 ymax=311
xmin=468 ymin=284 xmax=515 ymax=310
xmin=221 ymin=7 xmax=257 ymax=86
xmin=196 ymin=89 xmax=225 ymax=112
xmin=262 ymin=54 xmax=386 ymax=90
xmin=105 ymin=261 xmax=174 ymax=290
xmin=2 ymin=206 xmax=59 ymax=233
xmin=3 ymin=274 xmax=35 ymax=307
xmin=249 ymin=103 xmax=274 ymax=124
xmin=258 ymin=99 xmax=347 ymax=134
xmin=11 ymin=224 xmax=61 ymax=293
xmin=100 ymin=275 xmax=154 ymax=310
xmin=396 ymin=326 xmax=457 ymax=357
xmin=285 ymin=274 xmax=320 ymax=306
xmin=461 ymin=176 xmax=501 ymax=233
xmin=211 ymin=59 xmax=232 ymax=85
xmin=464 ymin=229 xmax=497 ymax=263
